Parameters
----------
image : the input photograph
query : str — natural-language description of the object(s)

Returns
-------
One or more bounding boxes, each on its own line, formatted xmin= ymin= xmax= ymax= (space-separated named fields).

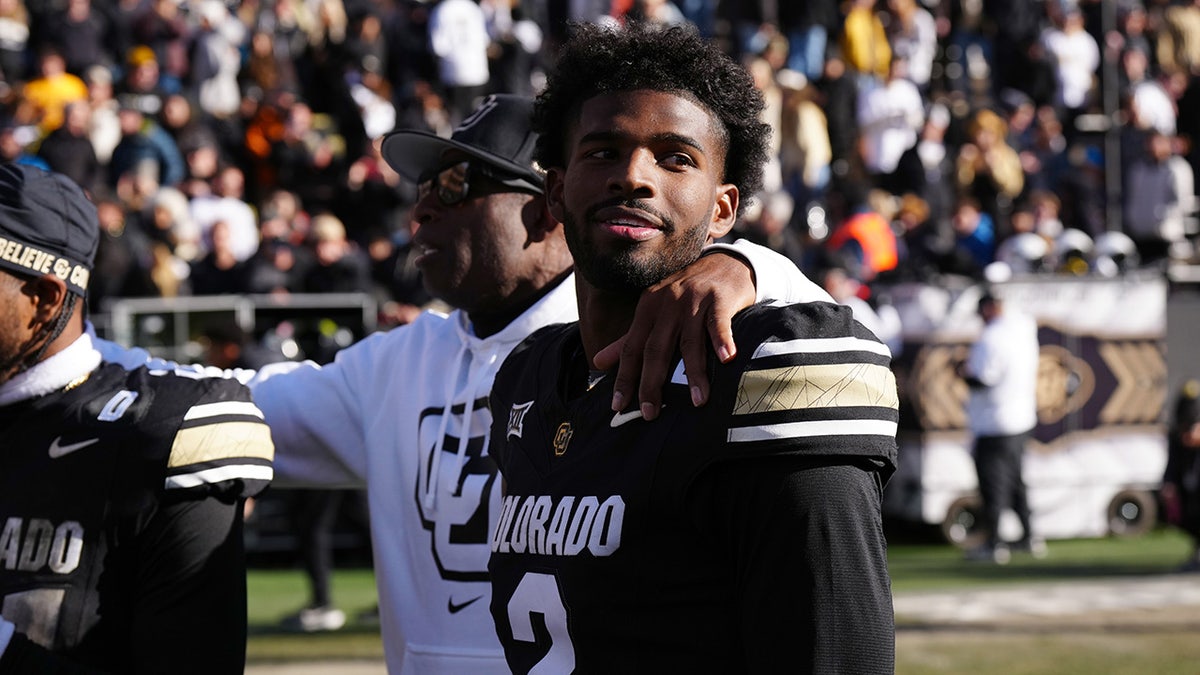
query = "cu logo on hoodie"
xmin=415 ymin=397 xmax=500 ymax=582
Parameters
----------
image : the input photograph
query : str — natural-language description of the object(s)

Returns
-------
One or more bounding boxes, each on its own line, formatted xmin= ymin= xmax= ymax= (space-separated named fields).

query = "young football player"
xmin=487 ymin=23 xmax=899 ymax=673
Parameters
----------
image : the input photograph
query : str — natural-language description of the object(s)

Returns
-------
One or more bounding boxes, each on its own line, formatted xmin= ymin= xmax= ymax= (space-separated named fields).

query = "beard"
xmin=563 ymin=201 xmax=708 ymax=294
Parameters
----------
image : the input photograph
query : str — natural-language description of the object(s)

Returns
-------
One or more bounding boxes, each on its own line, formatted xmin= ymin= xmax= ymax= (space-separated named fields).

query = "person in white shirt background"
xmin=958 ymin=290 xmax=1046 ymax=564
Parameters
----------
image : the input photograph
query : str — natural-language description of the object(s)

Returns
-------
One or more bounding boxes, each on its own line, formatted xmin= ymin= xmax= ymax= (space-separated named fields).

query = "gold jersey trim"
xmin=167 ymin=421 xmax=275 ymax=469
xmin=734 ymin=363 xmax=899 ymax=416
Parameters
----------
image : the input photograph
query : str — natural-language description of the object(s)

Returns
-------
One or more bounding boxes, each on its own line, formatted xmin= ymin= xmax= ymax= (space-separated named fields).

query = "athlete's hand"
xmin=594 ymin=252 xmax=756 ymax=420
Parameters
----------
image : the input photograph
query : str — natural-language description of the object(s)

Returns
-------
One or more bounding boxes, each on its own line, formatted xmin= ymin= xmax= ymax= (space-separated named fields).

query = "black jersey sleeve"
xmin=0 ymin=498 xmax=248 ymax=675
xmin=676 ymin=301 xmax=897 ymax=671
xmin=139 ymin=371 xmax=275 ymax=501
xmin=688 ymin=454 xmax=895 ymax=674
xmin=128 ymin=496 xmax=250 ymax=674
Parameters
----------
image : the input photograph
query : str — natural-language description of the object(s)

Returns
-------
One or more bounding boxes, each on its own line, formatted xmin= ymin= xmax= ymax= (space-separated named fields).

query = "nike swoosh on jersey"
xmin=448 ymin=595 xmax=483 ymax=614
xmin=48 ymin=436 xmax=100 ymax=458
xmin=610 ymin=404 xmax=664 ymax=428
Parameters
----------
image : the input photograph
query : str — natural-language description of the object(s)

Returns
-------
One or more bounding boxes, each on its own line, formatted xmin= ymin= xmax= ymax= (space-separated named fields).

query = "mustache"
xmin=584 ymin=198 xmax=675 ymax=233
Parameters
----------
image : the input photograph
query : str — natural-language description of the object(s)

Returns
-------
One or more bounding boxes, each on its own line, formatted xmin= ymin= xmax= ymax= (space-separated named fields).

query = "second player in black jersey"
xmin=0 ymin=163 xmax=274 ymax=674
xmin=0 ymin=362 xmax=274 ymax=674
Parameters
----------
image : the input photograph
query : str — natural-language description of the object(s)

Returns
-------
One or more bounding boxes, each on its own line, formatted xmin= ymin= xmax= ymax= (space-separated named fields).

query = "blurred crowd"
xmin=725 ymin=0 xmax=1200 ymax=293
xmin=3 ymin=0 xmax=1199 ymax=332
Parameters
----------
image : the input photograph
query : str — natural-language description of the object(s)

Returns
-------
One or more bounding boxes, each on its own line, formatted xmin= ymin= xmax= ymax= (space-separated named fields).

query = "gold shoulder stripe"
xmin=734 ymin=363 xmax=898 ymax=416
xmin=168 ymin=421 xmax=275 ymax=469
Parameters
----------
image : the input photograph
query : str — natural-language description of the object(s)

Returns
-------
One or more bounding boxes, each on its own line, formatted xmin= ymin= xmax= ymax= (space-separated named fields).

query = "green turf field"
xmin=888 ymin=526 xmax=1194 ymax=592
xmin=246 ymin=527 xmax=1199 ymax=671
xmin=890 ymin=528 xmax=1200 ymax=674
xmin=247 ymin=567 xmax=383 ymax=662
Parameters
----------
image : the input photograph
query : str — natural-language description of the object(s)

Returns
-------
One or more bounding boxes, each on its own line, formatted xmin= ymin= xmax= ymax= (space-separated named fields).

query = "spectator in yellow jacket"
xmin=841 ymin=0 xmax=891 ymax=82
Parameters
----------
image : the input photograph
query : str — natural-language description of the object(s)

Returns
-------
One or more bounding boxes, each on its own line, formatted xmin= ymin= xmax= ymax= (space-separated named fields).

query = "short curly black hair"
xmin=533 ymin=21 xmax=770 ymax=215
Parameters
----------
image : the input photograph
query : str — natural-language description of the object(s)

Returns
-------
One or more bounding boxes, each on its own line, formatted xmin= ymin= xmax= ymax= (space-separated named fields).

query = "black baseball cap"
xmin=0 ymin=163 xmax=98 ymax=295
xmin=380 ymin=94 xmax=544 ymax=194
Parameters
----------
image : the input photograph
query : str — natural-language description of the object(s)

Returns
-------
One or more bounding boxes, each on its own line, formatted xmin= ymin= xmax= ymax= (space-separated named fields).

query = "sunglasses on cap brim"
xmin=418 ymin=160 xmax=543 ymax=206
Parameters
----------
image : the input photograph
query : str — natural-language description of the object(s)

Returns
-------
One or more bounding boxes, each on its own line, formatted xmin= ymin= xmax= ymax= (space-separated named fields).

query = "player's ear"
xmin=29 ymin=274 xmax=69 ymax=324
xmin=522 ymin=193 xmax=561 ymax=243
xmin=544 ymin=168 xmax=566 ymax=223
xmin=708 ymin=183 xmax=738 ymax=241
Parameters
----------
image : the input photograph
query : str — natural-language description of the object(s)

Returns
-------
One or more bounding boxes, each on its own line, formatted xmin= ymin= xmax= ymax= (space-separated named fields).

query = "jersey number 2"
xmin=507 ymin=572 xmax=574 ymax=674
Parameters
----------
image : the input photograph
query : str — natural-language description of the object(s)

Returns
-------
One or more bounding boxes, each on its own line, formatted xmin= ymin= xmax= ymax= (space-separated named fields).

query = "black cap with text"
xmin=380 ymin=94 xmax=544 ymax=194
xmin=0 ymin=163 xmax=98 ymax=296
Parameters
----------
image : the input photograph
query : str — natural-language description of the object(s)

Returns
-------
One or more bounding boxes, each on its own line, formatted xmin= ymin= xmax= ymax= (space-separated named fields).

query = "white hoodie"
xmin=95 ymin=239 xmax=832 ymax=674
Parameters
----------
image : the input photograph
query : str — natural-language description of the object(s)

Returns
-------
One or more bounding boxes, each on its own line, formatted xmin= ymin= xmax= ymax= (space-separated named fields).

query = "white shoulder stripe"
xmin=728 ymin=418 xmax=898 ymax=443
xmin=165 ymin=464 xmax=274 ymax=489
xmin=751 ymin=336 xmax=891 ymax=360
xmin=184 ymin=401 xmax=264 ymax=420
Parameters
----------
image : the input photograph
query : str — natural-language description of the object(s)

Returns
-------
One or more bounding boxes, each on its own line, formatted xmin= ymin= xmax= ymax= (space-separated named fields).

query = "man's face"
xmin=410 ymin=152 xmax=542 ymax=313
xmin=953 ymin=204 xmax=980 ymax=235
xmin=978 ymin=299 xmax=999 ymax=323
xmin=187 ymin=145 xmax=219 ymax=180
xmin=0 ymin=271 xmax=36 ymax=385
xmin=1150 ymin=134 xmax=1172 ymax=162
xmin=545 ymin=89 xmax=737 ymax=293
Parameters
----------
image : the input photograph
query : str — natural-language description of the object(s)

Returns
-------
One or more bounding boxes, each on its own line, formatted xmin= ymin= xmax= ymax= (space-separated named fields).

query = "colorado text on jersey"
xmin=491 ymin=495 xmax=624 ymax=556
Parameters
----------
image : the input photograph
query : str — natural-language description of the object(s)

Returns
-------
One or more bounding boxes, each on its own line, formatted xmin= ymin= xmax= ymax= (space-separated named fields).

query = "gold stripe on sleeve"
xmin=168 ymin=421 xmax=276 ymax=468
xmin=734 ymin=363 xmax=898 ymax=416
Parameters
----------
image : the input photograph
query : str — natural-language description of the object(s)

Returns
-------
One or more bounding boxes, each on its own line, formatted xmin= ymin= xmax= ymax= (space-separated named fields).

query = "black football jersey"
xmin=488 ymin=301 xmax=899 ymax=674
xmin=0 ymin=362 xmax=274 ymax=674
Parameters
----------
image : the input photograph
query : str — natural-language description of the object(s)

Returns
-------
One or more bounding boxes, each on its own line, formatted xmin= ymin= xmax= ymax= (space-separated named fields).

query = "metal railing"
xmin=98 ymin=293 xmax=378 ymax=364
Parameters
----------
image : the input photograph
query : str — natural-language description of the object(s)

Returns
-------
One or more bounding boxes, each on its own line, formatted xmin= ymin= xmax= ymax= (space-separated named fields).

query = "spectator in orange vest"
xmin=826 ymin=188 xmax=898 ymax=282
